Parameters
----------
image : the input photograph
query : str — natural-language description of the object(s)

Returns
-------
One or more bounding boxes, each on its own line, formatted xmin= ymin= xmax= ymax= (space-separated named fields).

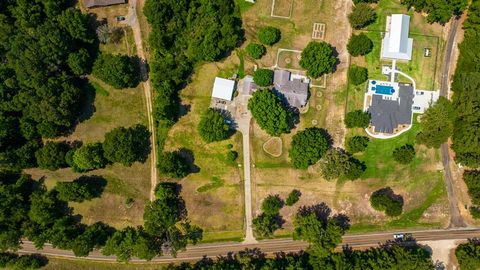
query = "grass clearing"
xmin=277 ymin=50 xmax=302 ymax=70
xmin=272 ymin=0 xmax=294 ymax=18
xmin=197 ymin=176 xmax=226 ymax=193
xmin=44 ymin=258 xmax=165 ymax=270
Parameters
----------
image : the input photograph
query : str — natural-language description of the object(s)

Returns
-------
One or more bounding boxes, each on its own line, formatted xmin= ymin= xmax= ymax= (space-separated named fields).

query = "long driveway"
xmin=236 ymin=92 xmax=257 ymax=244
xmin=18 ymin=228 xmax=480 ymax=263
xmin=439 ymin=17 xmax=466 ymax=228
xmin=126 ymin=0 xmax=158 ymax=202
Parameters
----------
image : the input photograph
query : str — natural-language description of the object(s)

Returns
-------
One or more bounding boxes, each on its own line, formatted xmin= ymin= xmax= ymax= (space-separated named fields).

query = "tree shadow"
xmin=331 ymin=46 xmax=341 ymax=73
xmin=298 ymin=202 xmax=332 ymax=223
xmin=333 ymin=213 xmax=351 ymax=232
xmin=77 ymin=79 xmax=97 ymax=123
xmin=177 ymin=148 xmax=200 ymax=174
xmin=317 ymin=128 xmax=334 ymax=148
xmin=132 ymin=124 xmax=152 ymax=164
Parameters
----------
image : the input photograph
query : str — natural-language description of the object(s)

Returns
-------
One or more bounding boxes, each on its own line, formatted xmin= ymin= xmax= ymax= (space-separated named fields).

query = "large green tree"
xmin=300 ymin=42 xmax=337 ymax=78
xmin=289 ymin=127 xmax=330 ymax=169
xmin=319 ymin=148 xmax=365 ymax=180
xmin=72 ymin=143 xmax=108 ymax=172
xmin=348 ymin=3 xmax=376 ymax=29
xmin=455 ymin=239 xmax=480 ymax=270
xmin=401 ymin=0 xmax=467 ymax=24
xmin=416 ymin=97 xmax=454 ymax=148
xmin=198 ymin=109 xmax=230 ymax=143
xmin=248 ymin=90 xmax=292 ymax=136
xmin=258 ymin=27 xmax=281 ymax=46
xmin=370 ymin=187 xmax=404 ymax=216
xmin=35 ymin=141 xmax=69 ymax=171
xmin=102 ymin=125 xmax=151 ymax=166
xmin=92 ymin=54 xmax=139 ymax=89
xmin=347 ymin=34 xmax=373 ymax=56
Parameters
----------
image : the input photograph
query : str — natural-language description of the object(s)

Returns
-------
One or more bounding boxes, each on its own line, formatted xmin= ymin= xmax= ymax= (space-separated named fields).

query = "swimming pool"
xmin=372 ymin=85 xmax=395 ymax=95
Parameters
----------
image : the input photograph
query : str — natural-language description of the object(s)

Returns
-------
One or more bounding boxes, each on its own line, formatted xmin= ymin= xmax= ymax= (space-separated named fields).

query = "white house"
xmin=211 ymin=77 xmax=235 ymax=101
xmin=381 ymin=14 xmax=413 ymax=61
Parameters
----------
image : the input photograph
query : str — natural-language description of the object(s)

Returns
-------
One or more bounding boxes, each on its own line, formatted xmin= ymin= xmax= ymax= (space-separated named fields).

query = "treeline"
xmin=451 ymin=0 xmax=480 ymax=168
xmin=0 ymin=0 xmax=95 ymax=169
xmin=167 ymin=202 xmax=434 ymax=270
xmin=456 ymin=239 xmax=480 ymax=270
xmin=143 ymin=0 xmax=243 ymax=171
xmin=401 ymin=0 xmax=467 ymax=24
xmin=0 ymin=172 xmax=201 ymax=262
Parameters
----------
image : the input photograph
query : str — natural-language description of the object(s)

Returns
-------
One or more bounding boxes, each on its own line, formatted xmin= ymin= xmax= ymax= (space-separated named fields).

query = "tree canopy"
xmin=463 ymin=170 xmax=480 ymax=218
xmin=348 ymin=3 xmax=376 ymax=29
xmin=455 ymin=239 xmax=480 ymax=270
xmin=289 ymin=127 xmax=330 ymax=169
xmin=103 ymin=125 xmax=151 ymax=166
xmin=348 ymin=65 xmax=368 ymax=85
xmin=347 ymin=33 xmax=373 ymax=56
xmin=258 ymin=26 xmax=281 ymax=46
xmin=92 ymin=53 xmax=139 ymax=89
xmin=319 ymin=148 xmax=365 ymax=180
xmin=416 ymin=97 xmax=454 ymax=148
xmin=157 ymin=151 xmax=190 ymax=179
xmin=248 ymin=90 xmax=292 ymax=136
xmin=246 ymin=43 xmax=266 ymax=59
xmin=300 ymin=42 xmax=337 ymax=78
xmin=345 ymin=110 xmax=371 ymax=128
xmin=198 ymin=109 xmax=230 ymax=143
xmin=55 ymin=176 xmax=106 ymax=203
xmin=370 ymin=187 xmax=404 ymax=216
xmin=401 ymin=0 xmax=467 ymax=24
xmin=35 ymin=141 xmax=69 ymax=171
xmin=392 ymin=144 xmax=416 ymax=164
xmin=346 ymin=135 xmax=369 ymax=153
xmin=253 ymin=68 xmax=274 ymax=87
xmin=72 ymin=143 xmax=108 ymax=172
xmin=286 ymin=189 xmax=302 ymax=206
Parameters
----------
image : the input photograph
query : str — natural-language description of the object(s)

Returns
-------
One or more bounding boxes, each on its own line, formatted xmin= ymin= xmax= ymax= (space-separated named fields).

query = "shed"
xmin=212 ymin=77 xmax=236 ymax=101
xmin=85 ymin=0 xmax=127 ymax=8
xmin=381 ymin=14 xmax=413 ymax=61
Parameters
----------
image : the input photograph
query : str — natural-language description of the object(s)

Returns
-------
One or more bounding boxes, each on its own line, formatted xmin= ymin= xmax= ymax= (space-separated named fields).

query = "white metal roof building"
xmin=211 ymin=77 xmax=235 ymax=101
xmin=381 ymin=14 xmax=413 ymax=61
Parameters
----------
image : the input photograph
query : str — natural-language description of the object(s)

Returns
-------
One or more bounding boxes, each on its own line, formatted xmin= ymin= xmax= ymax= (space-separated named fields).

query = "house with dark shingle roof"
xmin=368 ymin=84 xmax=414 ymax=134
xmin=273 ymin=70 xmax=309 ymax=108
xmin=85 ymin=0 xmax=127 ymax=8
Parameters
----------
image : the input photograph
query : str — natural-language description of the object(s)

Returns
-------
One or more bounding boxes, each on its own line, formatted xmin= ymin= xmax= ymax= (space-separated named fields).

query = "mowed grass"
xmin=24 ymin=8 xmax=150 ymax=229
xmin=162 ymin=61 xmax=244 ymax=242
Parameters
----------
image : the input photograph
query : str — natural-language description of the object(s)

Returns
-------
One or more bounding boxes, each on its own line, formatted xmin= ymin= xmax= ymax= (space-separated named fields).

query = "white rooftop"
xmin=211 ymin=77 xmax=235 ymax=101
xmin=381 ymin=14 xmax=413 ymax=61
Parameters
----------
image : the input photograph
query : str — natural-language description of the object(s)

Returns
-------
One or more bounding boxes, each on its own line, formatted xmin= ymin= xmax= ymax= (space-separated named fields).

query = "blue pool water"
xmin=373 ymin=85 xmax=395 ymax=95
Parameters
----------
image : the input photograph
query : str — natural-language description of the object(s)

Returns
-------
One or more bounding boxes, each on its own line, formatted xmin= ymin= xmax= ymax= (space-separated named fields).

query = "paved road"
xmin=126 ymin=0 xmax=158 ymax=202
xmin=439 ymin=17 xmax=466 ymax=228
xmin=236 ymin=92 xmax=256 ymax=244
xmin=18 ymin=228 xmax=480 ymax=263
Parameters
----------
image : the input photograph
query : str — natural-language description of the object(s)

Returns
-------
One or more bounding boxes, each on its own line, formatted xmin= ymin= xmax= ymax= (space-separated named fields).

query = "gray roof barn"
xmin=368 ymin=84 xmax=414 ymax=133
xmin=85 ymin=0 xmax=127 ymax=8
xmin=273 ymin=70 xmax=309 ymax=108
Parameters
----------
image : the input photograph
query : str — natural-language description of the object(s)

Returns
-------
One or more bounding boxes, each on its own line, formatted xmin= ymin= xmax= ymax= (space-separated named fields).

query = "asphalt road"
xmin=439 ymin=17 xmax=466 ymax=228
xmin=18 ymin=229 xmax=480 ymax=263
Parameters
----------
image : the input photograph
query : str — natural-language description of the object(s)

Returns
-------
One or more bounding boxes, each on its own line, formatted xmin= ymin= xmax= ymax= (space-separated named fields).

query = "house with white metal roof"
xmin=381 ymin=14 xmax=413 ymax=61
xmin=211 ymin=77 xmax=236 ymax=101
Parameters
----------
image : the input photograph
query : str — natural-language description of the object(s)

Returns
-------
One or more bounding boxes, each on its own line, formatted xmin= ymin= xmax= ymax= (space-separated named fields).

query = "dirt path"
xmin=325 ymin=0 xmax=352 ymax=147
xmin=127 ymin=0 xmax=158 ymax=202
xmin=440 ymin=16 xmax=467 ymax=228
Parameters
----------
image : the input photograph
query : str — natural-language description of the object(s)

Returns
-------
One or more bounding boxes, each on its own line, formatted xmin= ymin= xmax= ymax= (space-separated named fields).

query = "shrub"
xmin=348 ymin=65 xmax=368 ymax=85
xmin=348 ymin=3 xmax=376 ymax=29
xmin=258 ymin=27 xmax=281 ymax=45
xmin=261 ymin=194 xmax=284 ymax=215
xmin=347 ymin=34 xmax=373 ymax=56
xmin=248 ymin=90 xmax=292 ymax=136
xmin=92 ymin=53 xmax=139 ymax=89
xmin=227 ymin=150 xmax=238 ymax=162
xmin=246 ymin=43 xmax=266 ymax=59
xmin=299 ymin=41 xmax=337 ymax=78
xmin=154 ymin=182 xmax=178 ymax=200
xmin=253 ymin=68 xmax=274 ymax=86
xmin=289 ymin=127 xmax=330 ymax=169
xmin=370 ymin=187 xmax=403 ymax=216
xmin=158 ymin=151 xmax=190 ymax=178
xmin=392 ymin=144 xmax=416 ymax=164
xmin=198 ymin=109 xmax=230 ymax=143
xmin=346 ymin=136 xmax=369 ymax=153
xmin=345 ymin=110 xmax=371 ymax=128
xmin=470 ymin=206 xmax=480 ymax=219
xmin=35 ymin=141 xmax=69 ymax=171
xmin=285 ymin=189 xmax=301 ymax=206
xmin=103 ymin=125 xmax=151 ymax=166
xmin=73 ymin=143 xmax=108 ymax=171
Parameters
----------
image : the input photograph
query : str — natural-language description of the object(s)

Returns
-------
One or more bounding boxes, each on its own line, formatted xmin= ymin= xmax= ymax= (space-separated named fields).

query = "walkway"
xmin=235 ymin=88 xmax=257 ymax=244
xmin=126 ymin=0 xmax=158 ymax=202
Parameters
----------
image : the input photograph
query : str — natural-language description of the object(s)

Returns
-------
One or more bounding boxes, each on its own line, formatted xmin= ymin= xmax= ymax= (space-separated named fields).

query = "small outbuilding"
xmin=212 ymin=77 xmax=236 ymax=101
xmin=85 ymin=0 xmax=127 ymax=8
